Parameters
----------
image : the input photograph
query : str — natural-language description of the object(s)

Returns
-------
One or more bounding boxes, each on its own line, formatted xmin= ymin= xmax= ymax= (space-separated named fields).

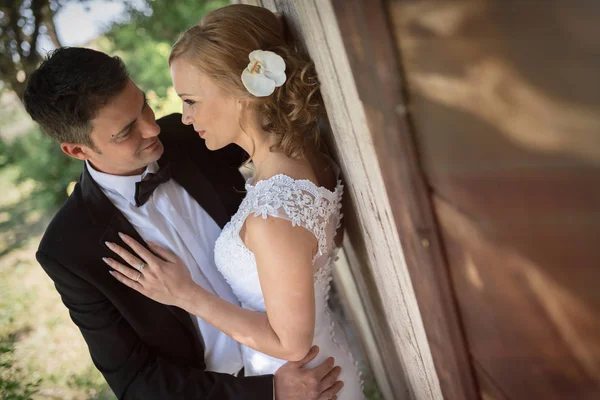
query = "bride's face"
xmin=170 ymin=58 xmax=242 ymax=151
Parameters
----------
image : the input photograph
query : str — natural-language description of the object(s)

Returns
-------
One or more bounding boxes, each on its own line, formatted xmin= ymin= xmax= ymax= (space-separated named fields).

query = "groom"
xmin=23 ymin=47 xmax=342 ymax=400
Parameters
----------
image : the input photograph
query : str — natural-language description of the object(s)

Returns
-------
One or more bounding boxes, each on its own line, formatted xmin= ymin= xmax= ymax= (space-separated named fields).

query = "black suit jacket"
xmin=36 ymin=114 xmax=273 ymax=399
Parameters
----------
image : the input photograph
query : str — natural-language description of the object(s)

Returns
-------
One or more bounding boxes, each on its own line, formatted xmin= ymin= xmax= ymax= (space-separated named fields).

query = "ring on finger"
xmin=135 ymin=272 xmax=141 ymax=282
xmin=137 ymin=262 xmax=146 ymax=271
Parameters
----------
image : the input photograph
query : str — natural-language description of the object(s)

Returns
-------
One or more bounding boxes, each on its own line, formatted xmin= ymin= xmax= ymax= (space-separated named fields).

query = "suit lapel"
xmin=80 ymin=163 xmax=202 ymax=347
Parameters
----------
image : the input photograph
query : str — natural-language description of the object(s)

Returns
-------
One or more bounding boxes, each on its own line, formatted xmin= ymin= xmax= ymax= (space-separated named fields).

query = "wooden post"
xmin=234 ymin=0 xmax=472 ymax=399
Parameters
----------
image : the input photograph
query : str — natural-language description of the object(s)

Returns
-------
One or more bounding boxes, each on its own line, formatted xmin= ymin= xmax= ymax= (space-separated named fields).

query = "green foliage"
xmin=7 ymin=128 xmax=81 ymax=210
xmin=364 ymin=381 xmax=384 ymax=400
xmin=0 ymin=335 xmax=42 ymax=400
xmin=102 ymin=0 xmax=228 ymax=107
xmin=117 ymin=0 xmax=229 ymax=44
xmin=0 ymin=137 xmax=10 ymax=168
xmin=0 ymin=246 xmax=41 ymax=400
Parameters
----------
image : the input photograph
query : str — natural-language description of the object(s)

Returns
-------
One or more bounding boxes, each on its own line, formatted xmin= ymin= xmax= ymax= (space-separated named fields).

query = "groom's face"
xmin=78 ymin=80 xmax=163 ymax=176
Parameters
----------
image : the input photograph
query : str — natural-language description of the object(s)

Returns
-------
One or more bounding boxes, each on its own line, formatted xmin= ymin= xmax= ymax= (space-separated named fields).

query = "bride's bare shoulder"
xmin=243 ymin=208 xmax=318 ymax=256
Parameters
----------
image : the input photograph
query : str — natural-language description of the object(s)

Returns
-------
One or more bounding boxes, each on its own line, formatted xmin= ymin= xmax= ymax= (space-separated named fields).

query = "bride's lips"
xmin=195 ymin=129 xmax=206 ymax=138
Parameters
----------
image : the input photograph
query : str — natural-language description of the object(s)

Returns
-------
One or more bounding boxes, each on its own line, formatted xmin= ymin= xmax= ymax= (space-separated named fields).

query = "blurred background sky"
xmin=52 ymin=1 xmax=133 ymax=46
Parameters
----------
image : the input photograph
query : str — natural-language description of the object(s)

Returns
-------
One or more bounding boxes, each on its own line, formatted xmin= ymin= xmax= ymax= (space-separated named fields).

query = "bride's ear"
xmin=237 ymin=99 xmax=251 ymax=110
xmin=237 ymin=99 xmax=253 ymax=122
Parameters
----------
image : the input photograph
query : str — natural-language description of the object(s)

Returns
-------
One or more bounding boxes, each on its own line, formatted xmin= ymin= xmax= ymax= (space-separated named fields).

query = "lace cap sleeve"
xmin=243 ymin=174 xmax=343 ymax=257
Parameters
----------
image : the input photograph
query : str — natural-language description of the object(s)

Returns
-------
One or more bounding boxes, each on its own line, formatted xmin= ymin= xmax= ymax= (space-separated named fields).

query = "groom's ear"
xmin=61 ymin=143 xmax=93 ymax=161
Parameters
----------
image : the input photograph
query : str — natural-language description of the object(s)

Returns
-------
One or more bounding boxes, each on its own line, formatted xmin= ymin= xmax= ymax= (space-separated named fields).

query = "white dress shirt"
xmin=86 ymin=161 xmax=243 ymax=374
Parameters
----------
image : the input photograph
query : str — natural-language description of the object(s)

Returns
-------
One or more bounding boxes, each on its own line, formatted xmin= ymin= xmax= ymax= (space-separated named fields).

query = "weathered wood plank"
xmin=326 ymin=0 xmax=478 ymax=398
xmin=389 ymin=0 xmax=600 ymax=397
xmin=333 ymin=242 xmax=398 ymax=400
xmin=474 ymin=361 xmax=508 ymax=400
xmin=435 ymin=194 xmax=600 ymax=399
xmin=274 ymin=0 xmax=446 ymax=398
xmin=239 ymin=0 xmax=453 ymax=399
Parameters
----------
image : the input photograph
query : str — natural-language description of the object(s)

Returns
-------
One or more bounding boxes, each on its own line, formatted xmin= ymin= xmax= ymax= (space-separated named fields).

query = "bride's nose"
xmin=182 ymin=109 xmax=193 ymax=126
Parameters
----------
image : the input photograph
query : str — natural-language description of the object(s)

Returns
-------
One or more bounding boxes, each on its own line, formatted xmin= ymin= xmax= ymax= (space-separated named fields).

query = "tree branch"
xmin=7 ymin=4 xmax=25 ymax=61
xmin=28 ymin=0 xmax=45 ymax=56
xmin=44 ymin=1 xmax=62 ymax=48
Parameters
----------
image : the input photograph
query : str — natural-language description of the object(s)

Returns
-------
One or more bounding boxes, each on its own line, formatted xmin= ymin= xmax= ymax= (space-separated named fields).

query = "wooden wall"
xmin=387 ymin=0 xmax=600 ymax=399
xmin=232 ymin=0 xmax=600 ymax=399
xmin=235 ymin=0 xmax=445 ymax=399
xmin=329 ymin=1 xmax=478 ymax=398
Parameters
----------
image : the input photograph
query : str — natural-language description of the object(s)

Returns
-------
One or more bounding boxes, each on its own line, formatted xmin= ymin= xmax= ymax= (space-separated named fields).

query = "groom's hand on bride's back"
xmin=274 ymin=345 xmax=344 ymax=400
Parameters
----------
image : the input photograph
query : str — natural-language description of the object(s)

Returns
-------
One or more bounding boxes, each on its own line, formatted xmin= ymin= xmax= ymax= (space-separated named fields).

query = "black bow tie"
xmin=134 ymin=164 xmax=171 ymax=207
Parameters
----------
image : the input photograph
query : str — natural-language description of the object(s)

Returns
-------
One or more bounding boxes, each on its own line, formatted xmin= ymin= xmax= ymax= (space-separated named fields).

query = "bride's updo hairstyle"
xmin=169 ymin=4 xmax=322 ymax=159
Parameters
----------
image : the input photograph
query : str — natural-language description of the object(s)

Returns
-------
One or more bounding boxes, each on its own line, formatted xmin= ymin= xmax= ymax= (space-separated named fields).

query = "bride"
xmin=104 ymin=4 xmax=364 ymax=399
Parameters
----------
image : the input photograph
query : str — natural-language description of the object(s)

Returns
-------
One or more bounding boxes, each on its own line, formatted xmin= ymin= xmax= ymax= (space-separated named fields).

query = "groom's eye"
xmin=117 ymin=129 xmax=132 ymax=142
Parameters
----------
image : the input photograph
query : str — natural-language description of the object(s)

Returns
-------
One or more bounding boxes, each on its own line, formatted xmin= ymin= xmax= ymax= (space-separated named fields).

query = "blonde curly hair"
xmin=169 ymin=4 xmax=322 ymax=159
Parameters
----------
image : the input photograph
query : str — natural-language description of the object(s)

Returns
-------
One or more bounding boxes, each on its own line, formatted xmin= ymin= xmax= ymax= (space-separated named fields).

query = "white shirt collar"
xmin=86 ymin=160 xmax=160 ymax=206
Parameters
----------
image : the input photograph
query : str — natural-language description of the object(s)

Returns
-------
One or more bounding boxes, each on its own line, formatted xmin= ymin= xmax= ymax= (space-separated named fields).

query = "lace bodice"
xmin=213 ymin=174 xmax=364 ymax=399
xmin=249 ymin=175 xmax=343 ymax=258
xmin=214 ymin=174 xmax=343 ymax=308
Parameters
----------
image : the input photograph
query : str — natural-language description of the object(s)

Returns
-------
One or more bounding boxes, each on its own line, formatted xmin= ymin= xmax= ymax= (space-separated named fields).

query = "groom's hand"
xmin=274 ymin=345 xmax=344 ymax=400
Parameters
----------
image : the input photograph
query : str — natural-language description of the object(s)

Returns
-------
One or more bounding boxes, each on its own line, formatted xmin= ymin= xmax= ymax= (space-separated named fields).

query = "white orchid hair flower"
xmin=241 ymin=50 xmax=287 ymax=97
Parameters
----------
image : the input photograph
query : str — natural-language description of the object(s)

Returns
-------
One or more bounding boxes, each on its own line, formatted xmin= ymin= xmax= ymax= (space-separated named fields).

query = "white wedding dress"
xmin=214 ymin=173 xmax=365 ymax=399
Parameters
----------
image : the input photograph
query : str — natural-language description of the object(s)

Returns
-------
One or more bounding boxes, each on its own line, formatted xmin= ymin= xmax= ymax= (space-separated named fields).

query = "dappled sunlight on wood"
xmin=524 ymin=261 xmax=600 ymax=381
xmin=411 ymin=59 xmax=600 ymax=165
xmin=435 ymin=195 xmax=600 ymax=385
xmin=464 ymin=254 xmax=483 ymax=291
xmin=392 ymin=0 xmax=600 ymax=166
xmin=395 ymin=1 xmax=483 ymax=38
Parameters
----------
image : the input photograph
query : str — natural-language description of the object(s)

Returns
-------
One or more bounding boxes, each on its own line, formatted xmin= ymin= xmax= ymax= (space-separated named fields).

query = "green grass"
xmin=0 ymin=167 xmax=115 ymax=400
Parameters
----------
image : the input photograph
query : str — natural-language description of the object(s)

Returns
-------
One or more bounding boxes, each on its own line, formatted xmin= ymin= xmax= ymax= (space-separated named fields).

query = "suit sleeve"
xmin=36 ymin=251 xmax=273 ymax=400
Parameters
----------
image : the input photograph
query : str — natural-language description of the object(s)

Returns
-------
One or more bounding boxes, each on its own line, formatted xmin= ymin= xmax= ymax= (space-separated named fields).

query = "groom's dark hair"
xmin=23 ymin=47 xmax=129 ymax=147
